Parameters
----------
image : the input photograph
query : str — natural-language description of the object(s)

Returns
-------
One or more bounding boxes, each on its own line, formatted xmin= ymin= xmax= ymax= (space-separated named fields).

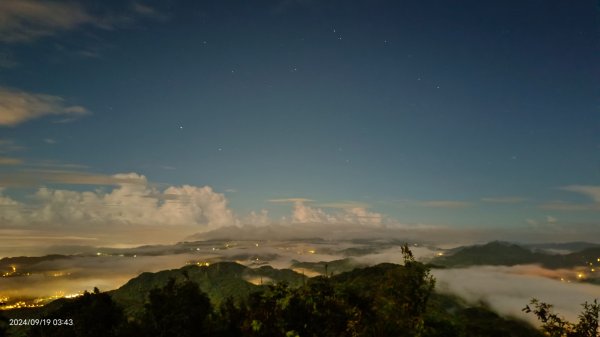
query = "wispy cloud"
xmin=316 ymin=201 xmax=371 ymax=209
xmin=0 ymin=0 xmax=97 ymax=42
xmin=0 ymin=157 xmax=22 ymax=165
xmin=417 ymin=200 xmax=473 ymax=209
xmin=394 ymin=199 xmax=473 ymax=209
xmin=0 ymin=87 xmax=90 ymax=126
xmin=561 ymin=185 xmax=600 ymax=203
xmin=0 ymin=170 xmax=144 ymax=187
xmin=538 ymin=185 xmax=600 ymax=212
xmin=539 ymin=202 xmax=600 ymax=212
xmin=0 ymin=1 xmax=167 ymax=43
xmin=269 ymin=198 xmax=314 ymax=203
xmin=132 ymin=2 xmax=169 ymax=22
xmin=0 ymin=139 xmax=25 ymax=153
xmin=481 ymin=196 xmax=528 ymax=204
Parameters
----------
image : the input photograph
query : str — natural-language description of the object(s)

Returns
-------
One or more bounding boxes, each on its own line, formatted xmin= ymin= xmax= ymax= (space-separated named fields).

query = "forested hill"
xmin=109 ymin=262 xmax=306 ymax=318
xmin=2 ymin=252 xmax=547 ymax=337
xmin=433 ymin=241 xmax=600 ymax=269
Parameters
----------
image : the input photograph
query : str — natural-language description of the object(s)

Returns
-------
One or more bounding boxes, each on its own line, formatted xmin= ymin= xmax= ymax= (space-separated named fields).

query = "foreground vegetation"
xmin=1 ymin=245 xmax=596 ymax=337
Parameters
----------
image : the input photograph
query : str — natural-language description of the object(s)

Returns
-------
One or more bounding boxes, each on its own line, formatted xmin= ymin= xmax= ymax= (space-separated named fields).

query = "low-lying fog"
xmin=1 ymin=239 xmax=598 ymax=325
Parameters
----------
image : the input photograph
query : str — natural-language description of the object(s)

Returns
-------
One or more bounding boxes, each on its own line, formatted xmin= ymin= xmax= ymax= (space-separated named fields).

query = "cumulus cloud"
xmin=269 ymin=198 xmax=384 ymax=226
xmin=0 ymin=87 xmax=90 ymax=126
xmin=1 ymin=173 xmax=238 ymax=229
xmin=0 ymin=188 xmax=25 ymax=224
xmin=287 ymin=199 xmax=384 ymax=226
xmin=243 ymin=209 xmax=271 ymax=226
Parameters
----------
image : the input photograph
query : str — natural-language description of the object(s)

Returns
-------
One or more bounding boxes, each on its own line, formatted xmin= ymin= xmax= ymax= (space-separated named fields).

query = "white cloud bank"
xmin=0 ymin=173 xmax=237 ymax=229
xmin=275 ymin=198 xmax=384 ymax=226
xmin=433 ymin=266 xmax=600 ymax=324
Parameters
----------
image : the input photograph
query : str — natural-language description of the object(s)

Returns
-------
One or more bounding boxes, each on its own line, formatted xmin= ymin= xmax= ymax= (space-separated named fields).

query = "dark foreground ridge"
xmin=0 ymin=246 xmax=558 ymax=337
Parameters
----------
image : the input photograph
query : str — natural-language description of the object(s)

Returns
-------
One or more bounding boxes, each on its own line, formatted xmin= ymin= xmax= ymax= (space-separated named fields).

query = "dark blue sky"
xmin=1 ymin=0 xmax=599 ymax=233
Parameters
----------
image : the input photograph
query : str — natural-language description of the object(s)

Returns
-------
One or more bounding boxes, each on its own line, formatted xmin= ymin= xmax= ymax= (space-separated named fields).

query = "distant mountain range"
xmin=433 ymin=241 xmax=600 ymax=270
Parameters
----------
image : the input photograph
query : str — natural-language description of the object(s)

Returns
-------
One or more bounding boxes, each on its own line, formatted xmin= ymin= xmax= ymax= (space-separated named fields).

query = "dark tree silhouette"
xmin=29 ymin=287 xmax=126 ymax=337
xmin=524 ymin=298 xmax=599 ymax=337
xmin=0 ymin=313 xmax=7 ymax=337
xmin=141 ymin=278 xmax=212 ymax=337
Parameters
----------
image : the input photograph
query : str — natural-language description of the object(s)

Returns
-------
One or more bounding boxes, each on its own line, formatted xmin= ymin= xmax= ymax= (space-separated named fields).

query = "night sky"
xmin=1 ymin=0 xmax=599 ymax=245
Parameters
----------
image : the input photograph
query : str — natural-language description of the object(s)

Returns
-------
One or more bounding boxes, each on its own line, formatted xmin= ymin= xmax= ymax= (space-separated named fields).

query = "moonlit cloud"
xmin=286 ymin=199 xmax=384 ymax=226
xmin=0 ymin=0 xmax=96 ymax=42
xmin=268 ymin=198 xmax=384 ymax=225
xmin=0 ymin=170 xmax=145 ymax=187
xmin=317 ymin=201 xmax=371 ymax=209
xmin=481 ymin=196 xmax=528 ymax=204
xmin=268 ymin=198 xmax=315 ymax=203
xmin=0 ymin=172 xmax=238 ymax=229
xmin=132 ymin=2 xmax=169 ymax=21
xmin=0 ymin=157 xmax=22 ymax=165
xmin=0 ymin=139 xmax=25 ymax=153
xmin=243 ymin=209 xmax=271 ymax=226
xmin=539 ymin=202 xmax=600 ymax=211
xmin=538 ymin=185 xmax=600 ymax=212
xmin=433 ymin=266 xmax=600 ymax=323
xmin=417 ymin=200 xmax=473 ymax=209
xmin=561 ymin=185 xmax=600 ymax=203
xmin=0 ymin=87 xmax=90 ymax=126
